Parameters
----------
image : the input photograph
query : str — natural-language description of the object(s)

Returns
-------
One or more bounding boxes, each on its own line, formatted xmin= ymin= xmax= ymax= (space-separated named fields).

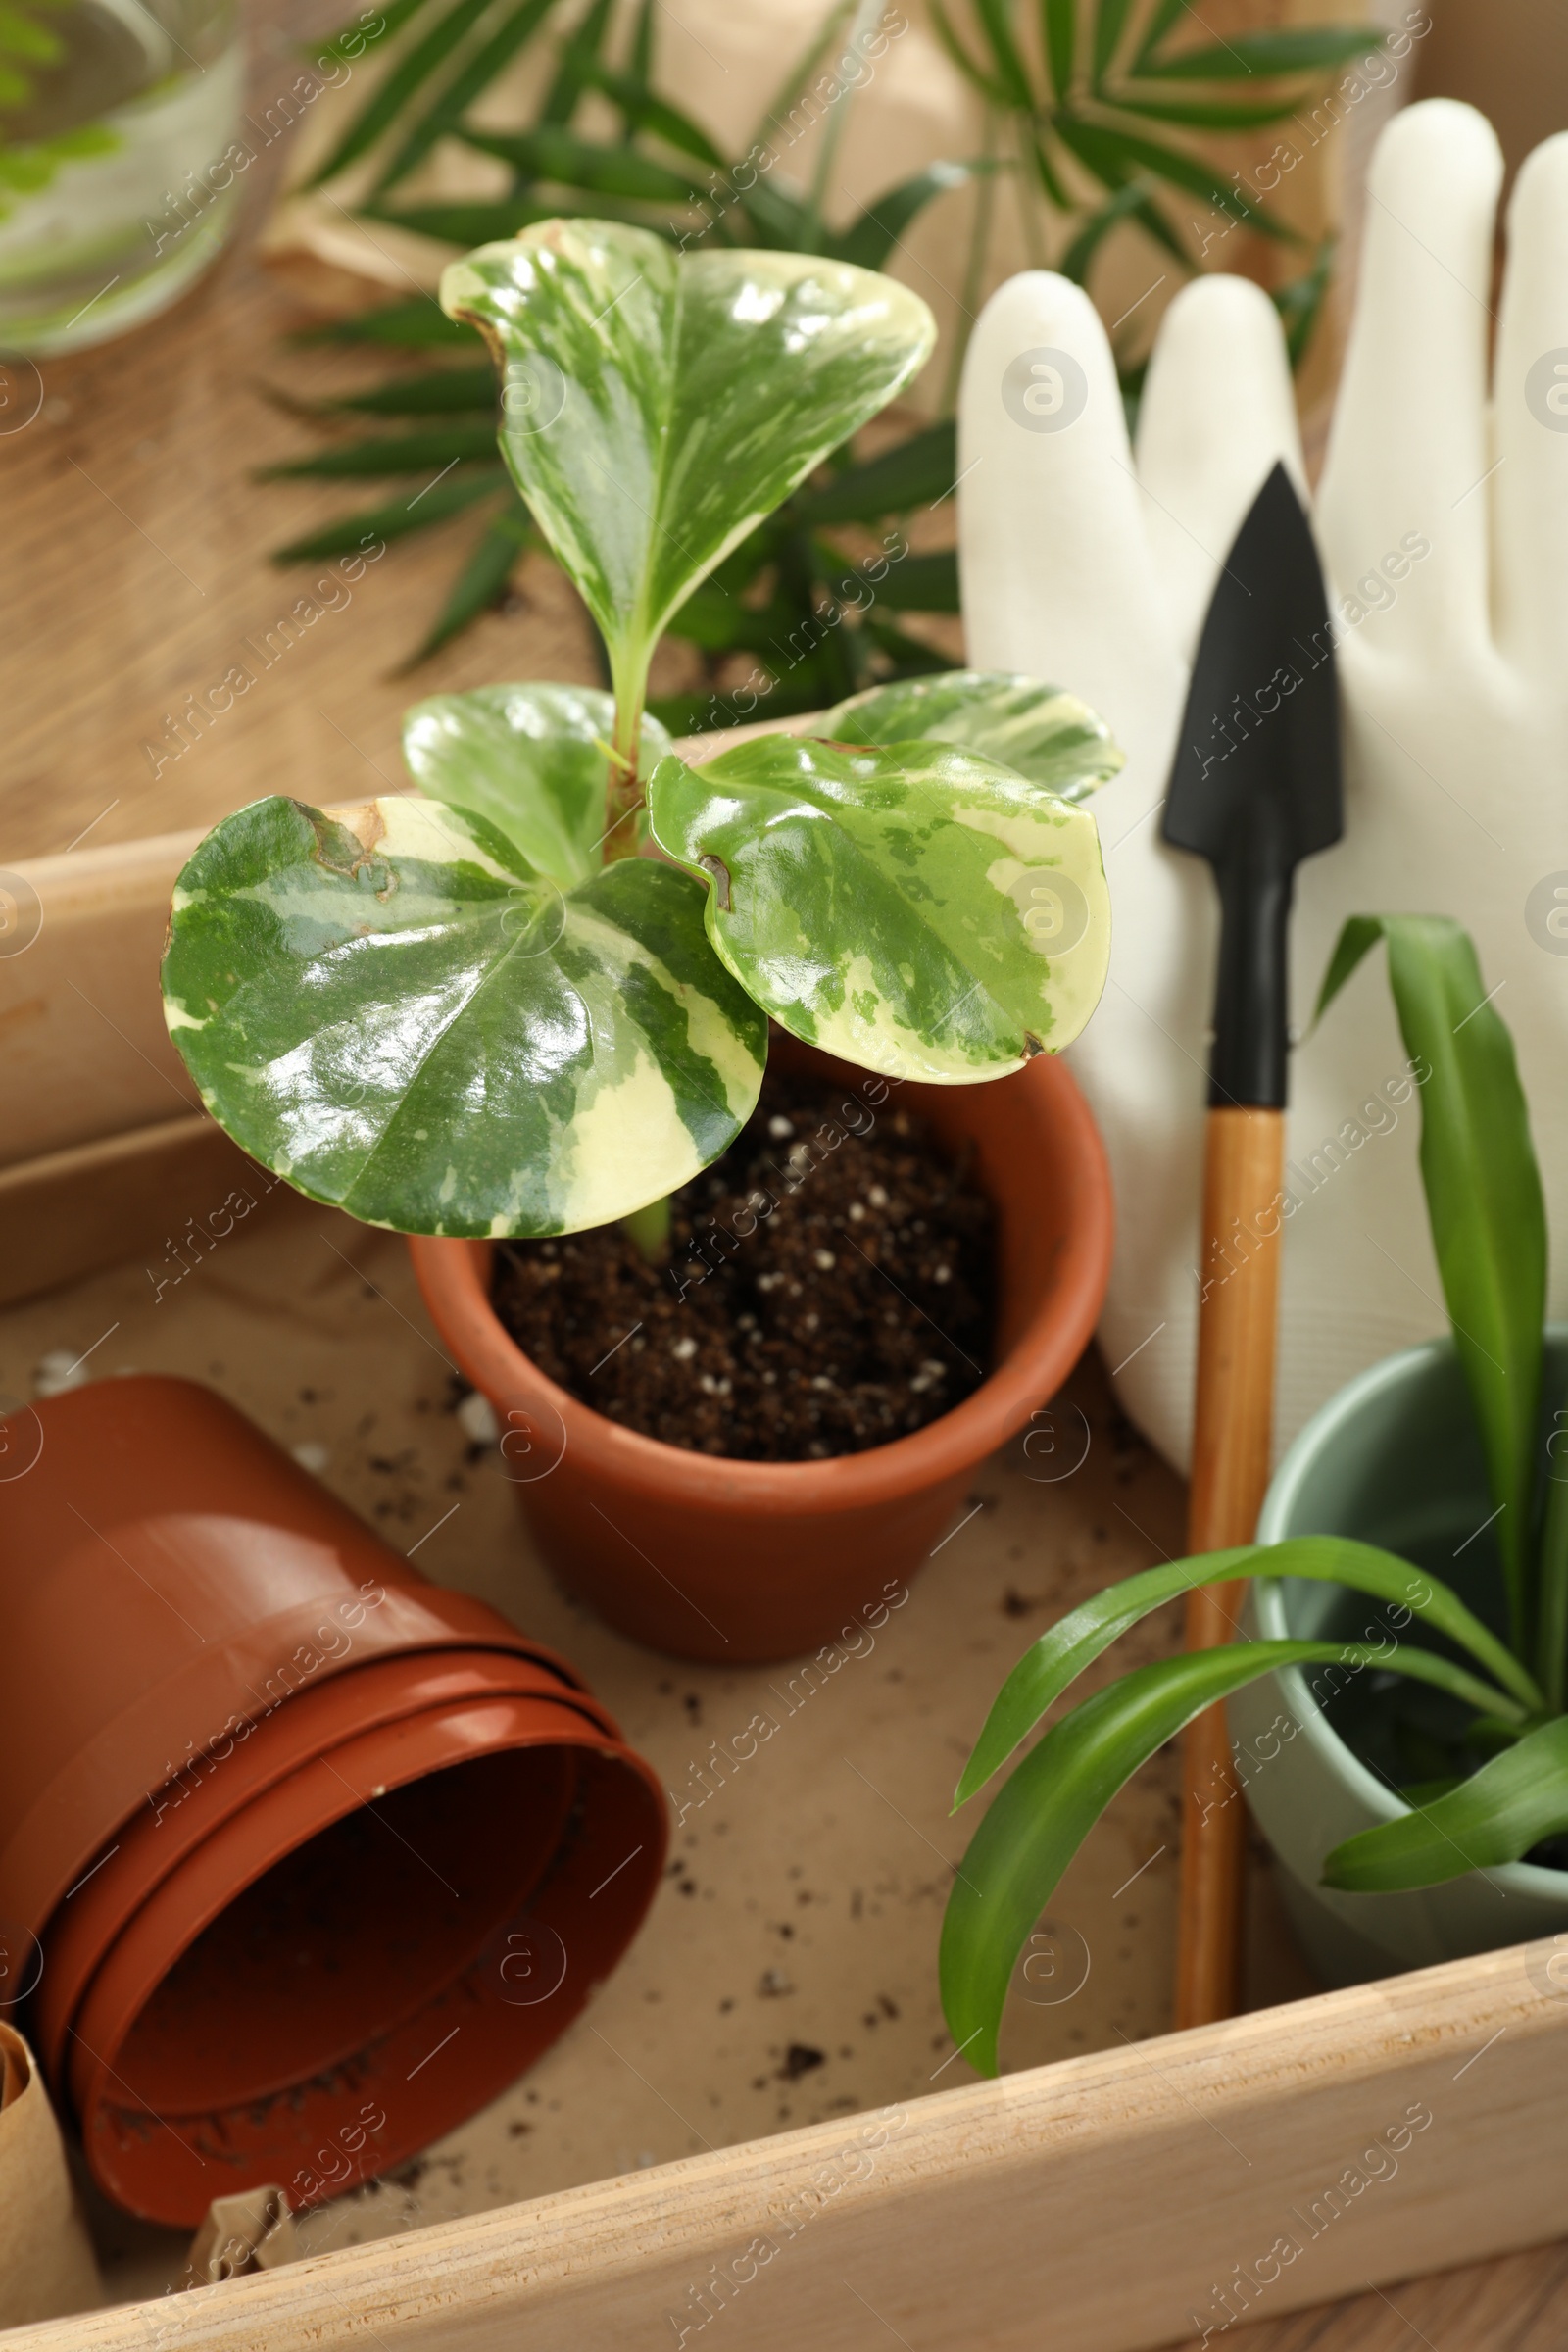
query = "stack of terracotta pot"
xmin=0 ymin=1377 xmax=663 ymax=2228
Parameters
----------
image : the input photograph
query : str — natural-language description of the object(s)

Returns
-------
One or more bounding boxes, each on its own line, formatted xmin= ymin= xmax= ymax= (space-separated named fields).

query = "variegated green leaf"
xmin=647 ymin=735 xmax=1110 ymax=1083
xmin=823 ymin=670 xmax=1125 ymax=805
xmin=402 ymin=683 xmax=671 ymax=880
xmin=161 ymin=794 xmax=764 ymax=1237
xmin=439 ymin=220 xmax=937 ymax=706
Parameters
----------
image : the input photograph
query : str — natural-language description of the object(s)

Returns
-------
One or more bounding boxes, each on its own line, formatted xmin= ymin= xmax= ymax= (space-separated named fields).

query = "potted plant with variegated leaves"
xmin=940 ymin=915 xmax=1568 ymax=2077
xmin=161 ymin=219 xmax=1120 ymax=1663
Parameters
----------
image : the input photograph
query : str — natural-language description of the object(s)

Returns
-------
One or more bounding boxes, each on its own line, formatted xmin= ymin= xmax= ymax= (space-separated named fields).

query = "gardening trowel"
xmin=1161 ymin=461 xmax=1343 ymax=2029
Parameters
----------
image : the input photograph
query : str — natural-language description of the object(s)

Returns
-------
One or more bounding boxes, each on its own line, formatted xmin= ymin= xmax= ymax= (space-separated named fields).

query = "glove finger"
xmin=1135 ymin=273 xmax=1305 ymax=665
xmin=1494 ymin=132 xmax=1568 ymax=679
xmin=958 ymin=270 xmax=1175 ymax=727
xmin=1315 ymin=99 xmax=1501 ymax=661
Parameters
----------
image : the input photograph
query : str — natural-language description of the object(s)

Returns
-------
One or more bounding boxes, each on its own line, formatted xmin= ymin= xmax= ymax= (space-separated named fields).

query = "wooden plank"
xmin=0 ymin=1115 xmax=291 ymax=1307
xmin=0 ymin=831 xmax=201 ymax=1169
xmin=6 ymin=1939 xmax=1563 ymax=2351
xmin=0 ymin=703 xmax=782 ymax=1177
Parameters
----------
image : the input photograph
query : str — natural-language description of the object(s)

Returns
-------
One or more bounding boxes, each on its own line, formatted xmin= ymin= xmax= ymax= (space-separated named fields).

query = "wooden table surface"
xmin=0 ymin=0 xmax=606 ymax=869
xmin=0 ymin=4 xmax=1561 ymax=2341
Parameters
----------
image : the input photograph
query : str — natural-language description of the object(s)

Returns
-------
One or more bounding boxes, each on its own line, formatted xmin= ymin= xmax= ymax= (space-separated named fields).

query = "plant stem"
xmin=803 ymin=0 xmax=885 ymax=249
xmin=603 ymin=649 xmax=646 ymax=864
xmin=622 ymin=1193 xmax=671 ymax=1262
xmin=1012 ymin=117 xmax=1050 ymax=270
xmin=940 ymin=104 xmax=999 ymax=413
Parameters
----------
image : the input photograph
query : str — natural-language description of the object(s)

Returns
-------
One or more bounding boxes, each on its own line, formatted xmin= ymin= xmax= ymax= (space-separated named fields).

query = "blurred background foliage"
xmin=264 ymin=0 xmax=1381 ymax=703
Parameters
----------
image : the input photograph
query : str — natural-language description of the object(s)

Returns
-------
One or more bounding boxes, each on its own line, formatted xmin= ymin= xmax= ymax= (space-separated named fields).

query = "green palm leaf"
xmin=942 ymin=1636 xmax=1533 ymax=2078
xmin=1317 ymin=918 xmax=1547 ymax=1653
xmin=955 ymin=1535 xmax=1541 ymax=1810
xmin=1132 ymin=26 xmax=1384 ymax=79
xmin=1324 ymin=1717 xmax=1568 ymax=1891
xmin=270 ymin=471 xmax=505 ymax=564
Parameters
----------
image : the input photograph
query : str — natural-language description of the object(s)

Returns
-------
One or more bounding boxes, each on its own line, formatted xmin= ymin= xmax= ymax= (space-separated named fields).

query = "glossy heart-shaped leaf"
xmin=823 ymin=670 xmax=1124 ymax=805
xmin=439 ymin=220 xmax=937 ymax=695
xmin=402 ymin=682 xmax=671 ymax=880
xmin=162 ymin=794 xmax=764 ymax=1236
xmin=647 ymin=734 xmax=1111 ymax=1082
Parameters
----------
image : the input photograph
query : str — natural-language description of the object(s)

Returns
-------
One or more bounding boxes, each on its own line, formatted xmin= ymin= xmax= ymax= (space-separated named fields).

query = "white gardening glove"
xmin=959 ymin=97 xmax=1568 ymax=1474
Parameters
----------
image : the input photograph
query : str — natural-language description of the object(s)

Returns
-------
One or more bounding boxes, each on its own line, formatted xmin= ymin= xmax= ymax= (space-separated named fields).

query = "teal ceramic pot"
xmin=1229 ymin=1333 xmax=1568 ymax=1986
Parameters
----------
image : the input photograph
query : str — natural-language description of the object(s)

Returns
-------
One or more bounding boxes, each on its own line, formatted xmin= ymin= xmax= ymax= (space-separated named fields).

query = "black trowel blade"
xmin=1163 ymin=461 xmax=1342 ymax=871
xmin=1161 ymin=462 xmax=1343 ymax=1109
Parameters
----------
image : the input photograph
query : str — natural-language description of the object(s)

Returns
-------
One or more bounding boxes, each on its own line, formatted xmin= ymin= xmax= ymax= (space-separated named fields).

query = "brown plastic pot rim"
xmin=66 ymin=1687 xmax=609 ymax=2132
xmin=410 ymin=1052 xmax=1112 ymax=1506
xmin=80 ymin=1737 xmax=667 ymax=2229
xmin=33 ymin=1646 xmax=617 ymax=2085
xmin=408 ymin=1070 xmax=1111 ymax=1507
xmin=2 ymin=1607 xmax=604 ymax=1950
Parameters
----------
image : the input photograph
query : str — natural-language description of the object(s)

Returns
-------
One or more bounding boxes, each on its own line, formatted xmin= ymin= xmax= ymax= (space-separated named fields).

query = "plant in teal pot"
xmin=942 ymin=915 xmax=1568 ymax=2072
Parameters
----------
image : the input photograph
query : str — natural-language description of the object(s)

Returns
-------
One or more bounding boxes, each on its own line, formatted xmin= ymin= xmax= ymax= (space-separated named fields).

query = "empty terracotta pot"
xmin=0 ymin=1377 xmax=664 ymax=2227
xmin=410 ymin=1041 xmax=1113 ymax=1662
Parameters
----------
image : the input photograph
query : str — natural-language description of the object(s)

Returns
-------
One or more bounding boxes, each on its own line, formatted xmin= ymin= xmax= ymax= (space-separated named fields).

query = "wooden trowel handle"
xmin=1175 ymin=1105 xmax=1285 ymax=2031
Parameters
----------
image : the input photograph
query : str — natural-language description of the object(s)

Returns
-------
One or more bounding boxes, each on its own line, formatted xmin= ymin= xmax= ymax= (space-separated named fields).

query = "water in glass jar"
xmin=0 ymin=0 xmax=241 ymax=354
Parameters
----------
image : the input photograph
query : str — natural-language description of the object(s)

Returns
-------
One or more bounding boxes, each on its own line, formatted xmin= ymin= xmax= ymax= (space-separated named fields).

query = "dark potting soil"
xmin=491 ymin=1066 xmax=996 ymax=1462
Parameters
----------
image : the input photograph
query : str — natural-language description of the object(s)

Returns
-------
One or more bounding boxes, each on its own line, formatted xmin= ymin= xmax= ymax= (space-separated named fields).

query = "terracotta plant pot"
xmin=0 ymin=1376 xmax=664 ymax=2228
xmin=411 ymin=1042 xmax=1113 ymax=1662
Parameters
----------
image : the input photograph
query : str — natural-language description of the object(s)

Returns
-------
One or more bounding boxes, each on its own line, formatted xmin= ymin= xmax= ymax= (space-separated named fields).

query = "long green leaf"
xmin=848 ymin=547 xmax=959 ymax=612
xmin=956 ymin=1534 xmax=1542 ymax=1810
xmin=1323 ymin=1717 xmax=1568 ymax=1891
xmin=925 ymin=0 xmax=1012 ymax=106
xmin=1316 ymin=917 xmax=1547 ymax=1653
xmin=539 ymin=0 xmax=612 ymax=122
xmin=321 ymin=366 xmax=497 ymax=416
xmin=1109 ymin=91 xmax=1312 ymax=128
xmin=1272 ymin=236 xmax=1334 ymax=368
xmin=829 ymin=160 xmax=973 ymax=271
xmin=1054 ymin=115 xmax=1299 ymax=239
xmin=942 ymin=1637 xmax=1530 ymax=2076
xmin=258 ymin=423 xmax=501 ymax=478
xmin=971 ymin=0 xmax=1037 ymax=106
xmin=1060 ymin=180 xmax=1143 ymax=282
xmin=825 ymin=671 xmax=1124 ymax=804
xmin=372 ymin=0 xmax=561 ymax=192
xmin=1130 ymin=0 xmax=1186 ymax=71
xmin=312 ymin=0 xmax=436 ymax=74
xmin=460 ymin=125 xmax=698 ymax=204
xmin=368 ymin=198 xmax=565 ymax=245
xmin=307 ymin=0 xmax=502 ymax=187
xmin=1540 ymin=1457 xmax=1568 ymax=1712
xmin=575 ymin=64 xmax=724 ymax=167
xmin=648 ymin=733 xmax=1110 ymax=1082
xmin=1131 ymin=26 xmax=1384 ymax=79
xmin=794 ymin=418 xmax=956 ymax=524
xmin=442 ymin=221 xmax=936 ymax=717
xmin=1041 ymin=0 xmax=1075 ymax=98
xmin=401 ymin=682 xmax=669 ymax=873
xmin=400 ymin=500 xmax=533 ymax=666
xmin=162 ymin=796 xmax=765 ymax=1237
xmin=270 ymin=471 xmax=504 ymax=564
xmin=290 ymin=299 xmax=474 ymax=349
xmin=1091 ymin=0 xmax=1136 ymax=85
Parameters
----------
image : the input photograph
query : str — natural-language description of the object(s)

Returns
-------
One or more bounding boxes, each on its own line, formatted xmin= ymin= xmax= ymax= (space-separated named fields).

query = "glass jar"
xmin=0 ymin=0 xmax=242 ymax=355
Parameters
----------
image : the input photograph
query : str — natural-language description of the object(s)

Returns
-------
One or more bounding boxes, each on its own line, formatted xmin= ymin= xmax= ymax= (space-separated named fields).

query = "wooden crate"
xmin=1 ymin=823 xmax=1567 ymax=2352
